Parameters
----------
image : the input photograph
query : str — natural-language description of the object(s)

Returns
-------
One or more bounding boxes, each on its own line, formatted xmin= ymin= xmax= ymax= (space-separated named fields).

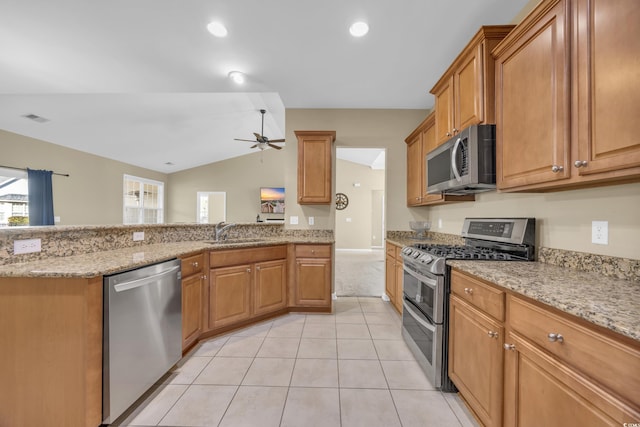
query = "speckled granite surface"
xmin=448 ymin=260 xmax=640 ymax=342
xmin=539 ymin=247 xmax=640 ymax=282
xmin=0 ymin=235 xmax=334 ymax=278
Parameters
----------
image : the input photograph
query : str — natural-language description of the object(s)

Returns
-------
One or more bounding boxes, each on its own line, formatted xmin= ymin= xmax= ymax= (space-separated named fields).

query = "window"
xmin=0 ymin=168 xmax=28 ymax=227
xmin=123 ymin=175 xmax=164 ymax=224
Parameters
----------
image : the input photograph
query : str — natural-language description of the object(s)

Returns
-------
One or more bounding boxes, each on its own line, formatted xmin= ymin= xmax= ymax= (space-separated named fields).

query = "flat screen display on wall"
xmin=260 ymin=187 xmax=285 ymax=214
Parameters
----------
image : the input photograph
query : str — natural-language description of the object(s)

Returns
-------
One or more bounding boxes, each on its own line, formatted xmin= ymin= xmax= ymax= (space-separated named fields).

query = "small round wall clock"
xmin=335 ymin=193 xmax=349 ymax=210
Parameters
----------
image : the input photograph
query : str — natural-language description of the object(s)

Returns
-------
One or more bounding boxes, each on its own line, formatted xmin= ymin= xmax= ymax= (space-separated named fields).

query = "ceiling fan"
xmin=234 ymin=109 xmax=285 ymax=151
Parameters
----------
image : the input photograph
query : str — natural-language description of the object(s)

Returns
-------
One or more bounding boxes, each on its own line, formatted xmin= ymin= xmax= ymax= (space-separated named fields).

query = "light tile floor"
xmin=114 ymin=297 xmax=479 ymax=427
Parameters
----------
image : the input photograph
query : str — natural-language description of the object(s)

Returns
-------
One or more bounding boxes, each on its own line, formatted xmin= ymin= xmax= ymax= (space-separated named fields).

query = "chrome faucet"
xmin=215 ymin=221 xmax=236 ymax=241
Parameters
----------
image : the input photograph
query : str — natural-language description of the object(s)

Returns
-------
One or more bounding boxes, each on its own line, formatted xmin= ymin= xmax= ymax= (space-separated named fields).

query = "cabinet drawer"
xmin=181 ymin=253 xmax=204 ymax=277
xmin=295 ymin=244 xmax=331 ymax=258
xmin=451 ymin=270 xmax=505 ymax=321
xmin=210 ymin=245 xmax=286 ymax=268
xmin=508 ymin=295 xmax=640 ymax=408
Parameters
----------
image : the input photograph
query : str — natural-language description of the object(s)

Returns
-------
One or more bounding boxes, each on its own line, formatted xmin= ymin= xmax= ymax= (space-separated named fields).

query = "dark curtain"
xmin=27 ymin=168 xmax=54 ymax=226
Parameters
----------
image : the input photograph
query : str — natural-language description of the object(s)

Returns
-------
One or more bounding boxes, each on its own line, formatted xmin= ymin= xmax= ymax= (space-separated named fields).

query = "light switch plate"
xmin=290 ymin=216 xmax=299 ymax=225
xmin=592 ymin=221 xmax=608 ymax=245
xmin=14 ymin=238 xmax=42 ymax=254
xmin=308 ymin=216 xmax=314 ymax=225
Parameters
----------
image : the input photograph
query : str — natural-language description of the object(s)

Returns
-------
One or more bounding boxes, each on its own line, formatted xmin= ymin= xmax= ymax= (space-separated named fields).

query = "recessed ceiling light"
xmin=228 ymin=71 xmax=245 ymax=84
xmin=349 ymin=21 xmax=369 ymax=37
xmin=207 ymin=21 xmax=228 ymax=37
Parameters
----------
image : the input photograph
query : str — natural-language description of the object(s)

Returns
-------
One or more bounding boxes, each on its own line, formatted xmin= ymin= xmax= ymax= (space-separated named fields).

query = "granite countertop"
xmin=0 ymin=237 xmax=334 ymax=279
xmin=448 ymin=260 xmax=640 ymax=343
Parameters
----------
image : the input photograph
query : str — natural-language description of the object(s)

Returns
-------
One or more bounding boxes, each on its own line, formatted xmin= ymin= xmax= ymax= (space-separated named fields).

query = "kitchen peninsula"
xmin=0 ymin=222 xmax=333 ymax=427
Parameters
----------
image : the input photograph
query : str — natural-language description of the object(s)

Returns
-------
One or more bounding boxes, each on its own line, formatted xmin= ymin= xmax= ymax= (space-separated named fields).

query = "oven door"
xmin=402 ymin=261 xmax=444 ymax=323
xmin=402 ymin=297 xmax=443 ymax=389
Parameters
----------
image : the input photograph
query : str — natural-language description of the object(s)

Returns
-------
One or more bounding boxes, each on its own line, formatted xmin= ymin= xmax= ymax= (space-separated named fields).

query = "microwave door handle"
xmin=451 ymin=137 xmax=463 ymax=182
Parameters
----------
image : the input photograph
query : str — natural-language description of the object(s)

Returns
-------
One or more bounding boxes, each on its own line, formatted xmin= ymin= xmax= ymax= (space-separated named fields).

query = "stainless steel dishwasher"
xmin=102 ymin=258 xmax=182 ymax=424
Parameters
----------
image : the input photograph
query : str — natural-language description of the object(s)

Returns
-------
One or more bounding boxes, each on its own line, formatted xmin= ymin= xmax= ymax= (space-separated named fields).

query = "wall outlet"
xmin=308 ymin=216 xmax=314 ymax=225
xmin=133 ymin=231 xmax=145 ymax=241
xmin=346 ymin=217 xmax=352 ymax=223
xmin=14 ymin=238 xmax=42 ymax=254
xmin=54 ymin=216 xmax=61 ymax=223
xmin=592 ymin=221 xmax=608 ymax=245
xmin=290 ymin=216 xmax=299 ymax=225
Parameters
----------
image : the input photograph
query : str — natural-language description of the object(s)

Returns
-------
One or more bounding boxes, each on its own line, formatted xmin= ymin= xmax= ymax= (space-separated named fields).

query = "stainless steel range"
xmin=400 ymin=218 xmax=535 ymax=392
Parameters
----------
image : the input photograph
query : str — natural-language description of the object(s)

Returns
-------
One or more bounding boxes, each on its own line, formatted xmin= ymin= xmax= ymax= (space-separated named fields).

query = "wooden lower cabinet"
xmin=253 ymin=259 xmax=287 ymax=316
xmin=209 ymin=264 xmax=252 ymax=329
xmin=503 ymin=330 xmax=637 ymax=426
xmin=385 ymin=242 xmax=403 ymax=314
xmin=181 ymin=252 xmax=205 ymax=351
xmin=292 ymin=244 xmax=332 ymax=308
xmin=449 ymin=295 xmax=504 ymax=427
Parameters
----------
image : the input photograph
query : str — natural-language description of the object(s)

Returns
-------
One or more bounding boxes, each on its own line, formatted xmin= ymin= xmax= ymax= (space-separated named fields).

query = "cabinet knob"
xmin=574 ymin=160 xmax=588 ymax=168
xmin=464 ymin=287 xmax=473 ymax=295
xmin=453 ymin=128 xmax=459 ymax=134
xmin=202 ymin=274 xmax=207 ymax=280
xmin=504 ymin=343 xmax=516 ymax=351
xmin=246 ymin=268 xmax=251 ymax=273
xmin=551 ymin=165 xmax=564 ymax=173
xmin=256 ymin=266 xmax=261 ymax=271
xmin=547 ymin=333 xmax=564 ymax=343
xmin=192 ymin=261 xmax=199 ymax=268
xmin=446 ymin=132 xmax=452 ymax=137
xmin=487 ymin=331 xmax=499 ymax=339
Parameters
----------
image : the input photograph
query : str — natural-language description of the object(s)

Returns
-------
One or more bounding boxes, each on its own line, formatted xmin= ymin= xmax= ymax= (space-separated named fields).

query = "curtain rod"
xmin=0 ymin=164 xmax=70 ymax=177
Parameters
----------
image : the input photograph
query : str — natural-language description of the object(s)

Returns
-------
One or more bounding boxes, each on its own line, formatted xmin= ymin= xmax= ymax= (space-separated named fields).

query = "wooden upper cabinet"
xmin=295 ymin=130 xmax=336 ymax=204
xmin=431 ymin=26 xmax=514 ymax=146
xmin=574 ymin=0 xmax=640 ymax=176
xmin=495 ymin=0 xmax=570 ymax=189
xmin=493 ymin=0 xmax=640 ymax=191
xmin=405 ymin=112 xmax=474 ymax=206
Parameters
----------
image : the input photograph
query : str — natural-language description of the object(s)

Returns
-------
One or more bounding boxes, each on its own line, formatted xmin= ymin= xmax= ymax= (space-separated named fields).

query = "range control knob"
xmin=418 ymin=254 xmax=433 ymax=264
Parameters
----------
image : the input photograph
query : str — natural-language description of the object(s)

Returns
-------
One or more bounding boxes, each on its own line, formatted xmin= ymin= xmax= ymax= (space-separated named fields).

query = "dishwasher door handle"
xmin=113 ymin=265 xmax=180 ymax=292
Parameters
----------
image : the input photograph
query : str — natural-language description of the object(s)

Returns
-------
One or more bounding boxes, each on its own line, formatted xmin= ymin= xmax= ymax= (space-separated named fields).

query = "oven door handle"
xmin=403 ymin=299 xmax=436 ymax=332
xmin=403 ymin=264 xmax=438 ymax=290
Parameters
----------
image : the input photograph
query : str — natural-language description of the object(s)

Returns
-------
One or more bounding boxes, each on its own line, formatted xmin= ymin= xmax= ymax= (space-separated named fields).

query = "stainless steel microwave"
xmin=426 ymin=124 xmax=496 ymax=194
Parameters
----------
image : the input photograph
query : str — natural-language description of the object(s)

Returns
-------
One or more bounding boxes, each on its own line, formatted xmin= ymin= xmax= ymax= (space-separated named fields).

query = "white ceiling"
xmin=0 ymin=0 xmax=529 ymax=173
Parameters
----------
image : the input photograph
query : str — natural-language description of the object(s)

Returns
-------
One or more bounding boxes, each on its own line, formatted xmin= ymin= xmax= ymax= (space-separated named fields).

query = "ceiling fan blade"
xmin=268 ymin=139 xmax=285 ymax=143
xmin=253 ymin=132 xmax=265 ymax=142
xmin=235 ymin=138 xmax=257 ymax=142
xmin=250 ymin=144 xmax=259 ymax=149
xmin=268 ymin=143 xmax=283 ymax=150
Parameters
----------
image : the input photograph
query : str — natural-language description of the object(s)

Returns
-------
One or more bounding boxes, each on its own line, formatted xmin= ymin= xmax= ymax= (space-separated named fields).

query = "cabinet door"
xmin=295 ymin=258 xmax=331 ymax=307
xmin=253 ymin=259 xmax=287 ymax=316
xmin=455 ymin=44 xmax=484 ymax=131
xmin=296 ymin=131 xmax=336 ymax=204
xmin=209 ymin=264 xmax=252 ymax=328
xmin=495 ymin=0 xmax=571 ymax=189
xmin=182 ymin=273 xmax=203 ymax=350
xmin=393 ymin=258 xmax=404 ymax=314
xmin=406 ymin=133 xmax=423 ymax=206
xmin=420 ymin=117 xmax=446 ymax=204
xmin=449 ymin=295 xmax=504 ymax=427
xmin=574 ymin=0 xmax=640 ymax=176
xmin=503 ymin=331 xmax=633 ymax=426
xmin=434 ymin=77 xmax=455 ymax=145
xmin=384 ymin=253 xmax=396 ymax=303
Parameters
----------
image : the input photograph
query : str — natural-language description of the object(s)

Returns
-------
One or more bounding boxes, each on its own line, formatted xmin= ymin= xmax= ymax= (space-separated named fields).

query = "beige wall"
xmin=0 ymin=129 xmax=167 ymax=225
xmin=167 ymin=148 xmax=285 ymax=223
xmin=335 ymin=159 xmax=385 ymax=250
xmin=284 ymin=109 xmax=430 ymax=231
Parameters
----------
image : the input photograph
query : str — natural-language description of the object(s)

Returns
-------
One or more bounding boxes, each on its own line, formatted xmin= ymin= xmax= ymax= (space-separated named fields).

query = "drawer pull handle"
xmin=464 ymin=287 xmax=473 ymax=295
xmin=547 ymin=333 xmax=564 ymax=343
xmin=192 ymin=261 xmax=199 ymax=268
xmin=504 ymin=343 xmax=516 ymax=351
xmin=487 ymin=331 xmax=499 ymax=339
xmin=551 ymin=165 xmax=564 ymax=173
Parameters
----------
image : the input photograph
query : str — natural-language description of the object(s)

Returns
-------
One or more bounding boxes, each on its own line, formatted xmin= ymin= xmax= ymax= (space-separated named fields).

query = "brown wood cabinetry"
xmin=405 ymin=113 xmax=474 ymax=206
xmin=292 ymin=244 xmax=332 ymax=309
xmin=494 ymin=0 xmax=640 ymax=191
xmin=384 ymin=241 xmax=403 ymax=314
xmin=295 ymin=130 xmax=336 ymax=204
xmin=208 ymin=246 xmax=287 ymax=329
xmin=449 ymin=271 xmax=505 ymax=427
xmin=0 ymin=276 xmax=103 ymax=427
xmin=431 ymin=26 xmax=514 ymax=145
xmin=450 ymin=269 xmax=640 ymax=426
xmin=181 ymin=252 xmax=205 ymax=350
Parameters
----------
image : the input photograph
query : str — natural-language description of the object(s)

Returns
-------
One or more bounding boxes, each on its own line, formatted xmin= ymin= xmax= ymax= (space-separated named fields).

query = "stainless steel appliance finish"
xmin=400 ymin=218 xmax=535 ymax=392
xmin=426 ymin=124 xmax=496 ymax=195
xmin=103 ymin=259 xmax=182 ymax=424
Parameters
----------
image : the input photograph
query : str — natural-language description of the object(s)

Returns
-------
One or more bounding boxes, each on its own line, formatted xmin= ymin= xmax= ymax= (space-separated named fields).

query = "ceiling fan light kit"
xmin=228 ymin=71 xmax=245 ymax=84
xmin=234 ymin=109 xmax=285 ymax=152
